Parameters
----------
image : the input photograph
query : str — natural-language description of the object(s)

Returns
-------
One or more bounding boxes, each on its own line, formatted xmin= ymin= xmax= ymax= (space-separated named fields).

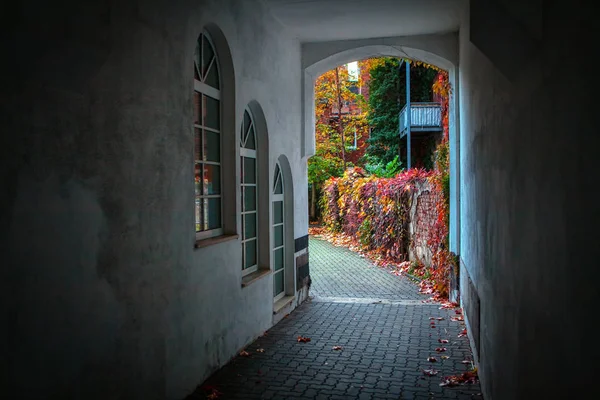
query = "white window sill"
xmin=194 ymin=234 xmax=238 ymax=249
xmin=273 ymin=295 xmax=295 ymax=315
xmin=241 ymin=269 xmax=271 ymax=288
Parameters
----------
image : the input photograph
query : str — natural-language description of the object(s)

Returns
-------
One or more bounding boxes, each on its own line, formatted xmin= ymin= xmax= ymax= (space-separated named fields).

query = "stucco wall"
xmin=1 ymin=0 xmax=306 ymax=399
xmin=458 ymin=1 xmax=596 ymax=399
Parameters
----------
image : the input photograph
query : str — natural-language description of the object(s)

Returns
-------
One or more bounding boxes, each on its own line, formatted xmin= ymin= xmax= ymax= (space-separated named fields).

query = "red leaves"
xmin=439 ymin=370 xmax=478 ymax=387
xmin=458 ymin=328 xmax=467 ymax=338
xmin=438 ymin=339 xmax=449 ymax=344
xmin=435 ymin=347 xmax=447 ymax=353
xmin=297 ymin=336 xmax=311 ymax=343
xmin=427 ymin=357 xmax=438 ymax=362
xmin=423 ymin=369 xmax=439 ymax=376
xmin=202 ymin=386 xmax=222 ymax=399
xmin=451 ymin=316 xmax=464 ymax=322
xmin=332 ymin=346 xmax=343 ymax=351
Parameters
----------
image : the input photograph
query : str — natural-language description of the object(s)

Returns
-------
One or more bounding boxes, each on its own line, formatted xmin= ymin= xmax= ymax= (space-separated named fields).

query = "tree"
xmin=365 ymin=58 xmax=438 ymax=166
xmin=309 ymin=63 xmax=369 ymax=220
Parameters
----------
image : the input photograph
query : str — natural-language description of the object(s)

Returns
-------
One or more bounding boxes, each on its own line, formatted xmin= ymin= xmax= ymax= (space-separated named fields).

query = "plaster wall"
xmin=458 ymin=1 xmax=597 ymax=399
xmin=1 ymin=0 xmax=306 ymax=399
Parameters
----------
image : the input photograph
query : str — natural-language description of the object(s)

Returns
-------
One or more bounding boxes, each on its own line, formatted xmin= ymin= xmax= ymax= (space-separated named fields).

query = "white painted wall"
xmin=2 ymin=0 xmax=308 ymax=399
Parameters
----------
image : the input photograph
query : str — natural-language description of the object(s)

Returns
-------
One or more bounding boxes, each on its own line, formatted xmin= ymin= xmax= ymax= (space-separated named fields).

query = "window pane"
xmin=203 ymin=165 xmax=220 ymax=195
xmin=245 ymin=125 xmax=256 ymax=150
xmin=195 ymin=163 xmax=202 ymax=196
xmin=243 ymin=110 xmax=251 ymax=138
xmin=244 ymin=186 xmax=256 ymax=212
xmin=273 ymin=270 xmax=284 ymax=296
xmin=243 ymin=157 xmax=256 ymax=184
xmin=274 ymin=172 xmax=283 ymax=194
xmin=194 ymin=128 xmax=202 ymax=161
xmin=273 ymin=201 xmax=283 ymax=224
xmin=274 ymin=247 xmax=284 ymax=271
xmin=202 ymin=34 xmax=214 ymax=78
xmin=244 ymin=213 xmax=257 ymax=239
xmin=204 ymin=130 xmax=220 ymax=162
xmin=273 ymin=165 xmax=280 ymax=192
xmin=204 ymin=96 xmax=220 ymax=130
xmin=244 ymin=239 xmax=257 ymax=269
xmin=193 ymin=91 xmax=201 ymax=125
xmin=195 ymin=197 xmax=202 ymax=232
xmin=206 ymin=197 xmax=221 ymax=229
xmin=205 ymin=62 xmax=220 ymax=90
xmin=274 ymin=224 xmax=283 ymax=247
xmin=194 ymin=39 xmax=201 ymax=79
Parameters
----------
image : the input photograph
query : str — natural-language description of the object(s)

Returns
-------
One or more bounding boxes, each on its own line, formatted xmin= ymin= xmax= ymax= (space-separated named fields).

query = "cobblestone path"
xmin=188 ymin=237 xmax=483 ymax=400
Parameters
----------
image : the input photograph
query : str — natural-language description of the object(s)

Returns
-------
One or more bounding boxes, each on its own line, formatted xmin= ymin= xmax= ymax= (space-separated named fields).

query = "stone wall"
xmin=408 ymin=181 xmax=441 ymax=267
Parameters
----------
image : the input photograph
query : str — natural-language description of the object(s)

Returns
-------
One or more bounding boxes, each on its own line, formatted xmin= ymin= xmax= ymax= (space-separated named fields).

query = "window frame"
xmin=194 ymin=31 xmax=224 ymax=241
xmin=241 ymin=110 xmax=259 ymax=277
xmin=272 ymin=163 xmax=285 ymax=301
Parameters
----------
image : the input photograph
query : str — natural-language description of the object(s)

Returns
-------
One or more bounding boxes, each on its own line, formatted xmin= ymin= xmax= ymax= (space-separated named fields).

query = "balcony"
xmin=399 ymin=102 xmax=442 ymax=137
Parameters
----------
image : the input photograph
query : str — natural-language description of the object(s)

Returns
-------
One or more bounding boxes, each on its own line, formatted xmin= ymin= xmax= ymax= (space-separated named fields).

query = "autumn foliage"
xmin=317 ymin=70 xmax=454 ymax=299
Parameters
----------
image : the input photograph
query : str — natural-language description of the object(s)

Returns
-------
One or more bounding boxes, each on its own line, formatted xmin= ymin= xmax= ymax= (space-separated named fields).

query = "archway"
xmin=302 ymin=38 xmax=460 ymax=255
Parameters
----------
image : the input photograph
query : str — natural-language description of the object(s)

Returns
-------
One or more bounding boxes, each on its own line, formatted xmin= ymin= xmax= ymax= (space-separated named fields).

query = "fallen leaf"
xmin=436 ymin=317 xmax=444 ymax=321
xmin=239 ymin=350 xmax=250 ymax=357
xmin=441 ymin=355 xmax=450 ymax=360
xmin=435 ymin=347 xmax=447 ymax=352
xmin=438 ymin=339 xmax=449 ymax=344
xmin=297 ymin=336 xmax=311 ymax=343
xmin=332 ymin=346 xmax=343 ymax=351
xmin=451 ymin=316 xmax=464 ymax=322
xmin=431 ymin=325 xmax=436 ymax=328
xmin=455 ymin=309 xmax=463 ymax=315
xmin=256 ymin=348 xmax=265 ymax=353
xmin=423 ymin=368 xmax=439 ymax=376
xmin=458 ymin=328 xmax=467 ymax=338
xmin=429 ymin=317 xmax=435 ymax=320
xmin=427 ymin=357 xmax=438 ymax=362
xmin=461 ymin=360 xmax=472 ymax=364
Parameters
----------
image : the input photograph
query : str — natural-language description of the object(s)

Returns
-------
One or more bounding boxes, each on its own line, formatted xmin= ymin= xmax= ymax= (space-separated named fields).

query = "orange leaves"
xmin=297 ymin=336 xmax=311 ymax=343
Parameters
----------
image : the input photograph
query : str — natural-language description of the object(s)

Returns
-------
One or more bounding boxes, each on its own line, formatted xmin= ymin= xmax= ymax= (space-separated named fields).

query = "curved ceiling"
xmin=262 ymin=0 xmax=464 ymax=42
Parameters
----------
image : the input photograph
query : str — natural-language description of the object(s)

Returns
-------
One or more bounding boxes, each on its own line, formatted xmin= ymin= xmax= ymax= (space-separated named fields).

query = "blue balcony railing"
xmin=399 ymin=102 xmax=442 ymax=137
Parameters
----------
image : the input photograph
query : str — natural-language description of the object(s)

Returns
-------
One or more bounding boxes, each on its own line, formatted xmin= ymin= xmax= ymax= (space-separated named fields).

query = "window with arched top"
xmin=241 ymin=109 xmax=258 ymax=276
xmin=194 ymin=31 xmax=222 ymax=240
xmin=272 ymin=163 xmax=285 ymax=300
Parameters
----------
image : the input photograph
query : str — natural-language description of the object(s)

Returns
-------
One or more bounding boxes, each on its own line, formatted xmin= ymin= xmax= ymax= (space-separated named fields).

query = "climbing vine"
xmin=315 ymin=70 xmax=455 ymax=300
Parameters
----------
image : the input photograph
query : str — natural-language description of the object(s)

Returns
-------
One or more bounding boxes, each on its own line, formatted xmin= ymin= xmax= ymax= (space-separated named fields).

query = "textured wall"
xmin=458 ymin=1 xmax=597 ymax=399
xmin=1 ymin=0 xmax=305 ymax=399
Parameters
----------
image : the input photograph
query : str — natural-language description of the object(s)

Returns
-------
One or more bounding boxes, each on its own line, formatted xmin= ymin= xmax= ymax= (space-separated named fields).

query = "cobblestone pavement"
xmin=188 ymin=237 xmax=482 ymax=400
xmin=309 ymin=237 xmax=424 ymax=301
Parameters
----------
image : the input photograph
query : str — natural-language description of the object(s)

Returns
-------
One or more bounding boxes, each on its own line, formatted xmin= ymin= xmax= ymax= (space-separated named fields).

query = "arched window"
xmin=241 ymin=109 xmax=258 ymax=276
xmin=194 ymin=31 xmax=222 ymax=240
xmin=272 ymin=163 xmax=285 ymax=300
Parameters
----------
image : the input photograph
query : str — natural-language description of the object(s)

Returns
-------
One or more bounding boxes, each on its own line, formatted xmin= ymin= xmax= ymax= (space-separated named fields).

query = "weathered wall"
xmin=458 ymin=1 xmax=597 ymax=399
xmin=408 ymin=183 xmax=440 ymax=268
xmin=1 ymin=0 xmax=306 ymax=399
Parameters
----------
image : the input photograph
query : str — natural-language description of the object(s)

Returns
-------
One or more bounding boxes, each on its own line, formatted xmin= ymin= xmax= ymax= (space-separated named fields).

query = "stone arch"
xmin=301 ymin=36 xmax=460 ymax=253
